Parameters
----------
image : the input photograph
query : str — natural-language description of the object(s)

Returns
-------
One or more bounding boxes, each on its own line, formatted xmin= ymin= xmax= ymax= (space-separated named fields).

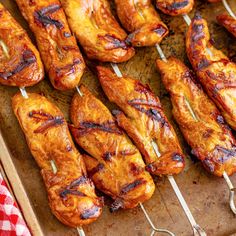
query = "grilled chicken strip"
xmin=60 ymin=0 xmax=135 ymax=63
xmin=217 ymin=14 xmax=236 ymax=38
xmin=69 ymin=86 xmax=155 ymax=211
xmin=186 ymin=14 xmax=236 ymax=130
xmin=15 ymin=0 xmax=85 ymax=90
xmin=0 ymin=3 xmax=44 ymax=87
xmin=12 ymin=93 xmax=102 ymax=227
xmin=114 ymin=0 xmax=168 ymax=47
xmin=156 ymin=57 xmax=236 ymax=177
xmin=97 ymin=66 xmax=185 ymax=176
xmin=156 ymin=0 xmax=194 ymax=16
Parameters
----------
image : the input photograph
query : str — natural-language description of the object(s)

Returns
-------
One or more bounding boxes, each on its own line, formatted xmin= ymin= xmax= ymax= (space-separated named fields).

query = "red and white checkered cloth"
xmin=0 ymin=173 xmax=31 ymax=236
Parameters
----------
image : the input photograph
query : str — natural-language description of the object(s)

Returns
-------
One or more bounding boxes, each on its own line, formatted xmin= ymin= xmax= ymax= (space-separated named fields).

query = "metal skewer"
xmin=19 ymin=85 xmax=86 ymax=236
xmin=154 ymin=42 xmax=206 ymax=235
xmin=222 ymin=0 xmax=236 ymax=19
xmin=182 ymin=12 xmax=236 ymax=216
xmin=110 ymin=62 xmax=175 ymax=235
xmin=19 ymin=87 xmax=28 ymax=99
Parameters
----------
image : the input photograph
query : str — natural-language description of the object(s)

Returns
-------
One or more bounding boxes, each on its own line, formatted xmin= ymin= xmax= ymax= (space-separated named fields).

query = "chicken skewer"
xmin=110 ymin=1 xmax=206 ymax=234
xmin=71 ymin=85 xmax=174 ymax=236
xmin=108 ymin=63 xmax=206 ymax=236
xmin=181 ymin=12 xmax=236 ymax=214
xmin=0 ymin=3 xmax=96 ymax=235
xmin=15 ymin=0 xmax=86 ymax=91
xmin=156 ymin=56 xmax=236 ymax=214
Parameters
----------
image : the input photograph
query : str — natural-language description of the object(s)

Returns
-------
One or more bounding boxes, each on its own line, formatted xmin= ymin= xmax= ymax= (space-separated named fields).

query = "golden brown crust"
xmin=15 ymin=0 xmax=85 ymax=90
xmin=69 ymin=86 xmax=155 ymax=211
xmin=0 ymin=3 xmax=44 ymax=87
xmin=156 ymin=57 xmax=236 ymax=177
xmin=217 ymin=14 xmax=236 ymax=38
xmin=12 ymin=92 xmax=102 ymax=227
xmin=61 ymin=0 xmax=135 ymax=63
xmin=186 ymin=13 xmax=236 ymax=130
xmin=114 ymin=0 xmax=168 ymax=47
xmin=97 ymin=66 xmax=185 ymax=176
xmin=156 ymin=0 xmax=194 ymax=16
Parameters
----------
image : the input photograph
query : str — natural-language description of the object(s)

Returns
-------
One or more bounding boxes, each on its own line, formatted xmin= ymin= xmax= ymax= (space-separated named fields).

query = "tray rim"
xmin=0 ymin=130 xmax=43 ymax=236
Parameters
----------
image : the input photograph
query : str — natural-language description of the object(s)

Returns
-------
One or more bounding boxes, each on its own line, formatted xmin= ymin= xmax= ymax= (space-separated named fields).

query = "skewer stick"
xmin=110 ymin=62 xmax=175 ymax=235
xmin=77 ymin=227 xmax=86 ymax=236
xmin=19 ymin=85 xmax=86 ymax=235
xmin=182 ymin=13 xmax=236 ymax=216
xmin=151 ymin=139 xmax=206 ymax=236
xmin=154 ymin=43 xmax=206 ymax=235
xmin=222 ymin=0 xmax=236 ymax=19
xmin=19 ymin=87 xmax=28 ymax=99
xmin=223 ymin=172 xmax=236 ymax=214
xmin=139 ymin=203 xmax=175 ymax=236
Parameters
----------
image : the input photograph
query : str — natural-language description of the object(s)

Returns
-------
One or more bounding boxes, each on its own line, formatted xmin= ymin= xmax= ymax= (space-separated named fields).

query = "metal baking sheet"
xmin=0 ymin=0 xmax=236 ymax=235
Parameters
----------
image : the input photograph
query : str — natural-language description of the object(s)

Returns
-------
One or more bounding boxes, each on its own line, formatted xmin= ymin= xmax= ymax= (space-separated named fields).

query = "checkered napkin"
xmin=0 ymin=173 xmax=31 ymax=236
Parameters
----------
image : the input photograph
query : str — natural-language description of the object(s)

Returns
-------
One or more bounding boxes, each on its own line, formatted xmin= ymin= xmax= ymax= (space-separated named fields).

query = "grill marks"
xmin=153 ymin=24 xmax=168 ymax=36
xmin=77 ymin=121 xmax=123 ymax=135
xmin=88 ymin=163 xmax=104 ymax=178
xmin=0 ymin=49 xmax=36 ymax=80
xmin=28 ymin=110 xmax=64 ymax=133
xmin=60 ymin=176 xmax=88 ymax=199
xmin=102 ymin=149 xmax=137 ymax=161
xmin=167 ymin=1 xmax=189 ymax=10
xmin=80 ymin=205 xmax=101 ymax=220
xmin=34 ymin=4 xmax=63 ymax=29
xmin=120 ymin=179 xmax=146 ymax=195
xmin=101 ymin=34 xmax=128 ymax=50
xmin=126 ymin=82 xmax=168 ymax=126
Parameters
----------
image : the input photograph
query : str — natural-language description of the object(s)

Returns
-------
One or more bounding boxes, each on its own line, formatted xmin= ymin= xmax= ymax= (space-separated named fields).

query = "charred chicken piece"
xmin=15 ymin=0 xmax=85 ymax=90
xmin=60 ymin=0 xmax=135 ymax=63
xmin=0 ymin=3 xmax=44 ymax=87
xmin=156 ymin=0 xmax=194 ymax=16
xmin=97 ymin=66 xmax=185 ymax=176
xmin=69 ymin=86 xmax=155 ymax=211
xmin=217 ymin=14 xmax=236 ymax=38
xmin=114 ymin=0 xmax=168 ymax=47
xmin=186 ymin=13 xmax=236 ymax=130
xmin=12 ymin=92 xmax=102 ymax=227
xmin=156 ymin=57 xmax=236 ymax=177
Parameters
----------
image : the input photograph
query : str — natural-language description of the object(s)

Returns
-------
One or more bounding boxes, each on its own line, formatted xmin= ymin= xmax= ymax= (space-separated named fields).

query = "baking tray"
xmin=0 ymin=0 xmax=236 ymax=235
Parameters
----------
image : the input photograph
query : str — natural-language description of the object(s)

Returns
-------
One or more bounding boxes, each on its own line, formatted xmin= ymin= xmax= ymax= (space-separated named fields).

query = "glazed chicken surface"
xmin=186 ymin=13 xmax=236 ymax=131
xmin=156 ymin=0 xmax=194 ymax=16
xmin=156 ymin=57 xmax=236 ymax=177
xmin=0 ymin=3 xmax=44 ymax=87
xmin=70 ymin=85 xmax=155 ymax=211
xmin=12 ymin=92 xmax=102 ymax=227
xmin=15 ymin=0 xmax=85 ymax=90
xmin=114 ymin=0 xmax=169 ymax=46
xmin=217 ymin=14 xmax=236 ymax=38
xmin=61 ymin=0 xmax=135 ymax=63
xmin=97 ymin=66 xmax=185 ymax=176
